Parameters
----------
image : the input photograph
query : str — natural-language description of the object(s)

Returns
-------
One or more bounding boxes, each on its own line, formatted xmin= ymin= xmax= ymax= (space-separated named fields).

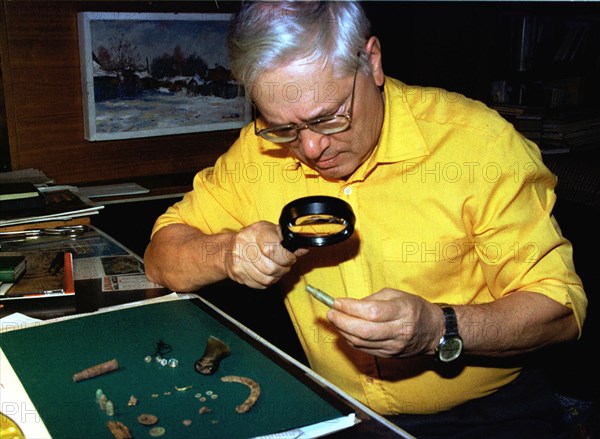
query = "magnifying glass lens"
xmin=279 ymin=196 xmax=355 ymax=251
xmin=289 ymin=215 xmax=348 ymax=237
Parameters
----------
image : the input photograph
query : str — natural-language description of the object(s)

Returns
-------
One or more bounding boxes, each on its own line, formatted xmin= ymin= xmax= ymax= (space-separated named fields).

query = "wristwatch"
xmin=435 ymin=304 xmax=463 ymax=362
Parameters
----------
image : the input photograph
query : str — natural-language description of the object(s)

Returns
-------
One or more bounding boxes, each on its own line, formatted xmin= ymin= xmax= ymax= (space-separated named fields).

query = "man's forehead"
xmin=250 ymin=63 xmax=349 ymax=107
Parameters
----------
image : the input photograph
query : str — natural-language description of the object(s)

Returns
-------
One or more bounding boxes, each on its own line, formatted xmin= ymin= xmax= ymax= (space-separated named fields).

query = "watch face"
xmin=438 ymin=337 xmax=463 ymax=362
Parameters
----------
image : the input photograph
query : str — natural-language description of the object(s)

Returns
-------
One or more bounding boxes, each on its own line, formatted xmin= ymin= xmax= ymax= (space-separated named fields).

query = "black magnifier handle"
xmin=279 ymin=196 xmax=355 ymax=252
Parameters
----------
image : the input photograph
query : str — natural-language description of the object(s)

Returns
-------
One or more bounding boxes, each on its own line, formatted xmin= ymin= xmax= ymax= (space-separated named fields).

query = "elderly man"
xmin=145 ymin=2 xmax=586 ymax=437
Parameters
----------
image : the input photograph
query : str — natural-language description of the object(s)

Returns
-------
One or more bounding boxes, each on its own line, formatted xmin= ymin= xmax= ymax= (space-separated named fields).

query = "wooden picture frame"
xmin=77 ymin=12 xmax=249 ymax=141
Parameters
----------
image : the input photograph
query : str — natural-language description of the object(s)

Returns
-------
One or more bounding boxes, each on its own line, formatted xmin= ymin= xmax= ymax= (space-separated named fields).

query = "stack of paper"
xmin=0 ymin=187 xmax=103 ymax=227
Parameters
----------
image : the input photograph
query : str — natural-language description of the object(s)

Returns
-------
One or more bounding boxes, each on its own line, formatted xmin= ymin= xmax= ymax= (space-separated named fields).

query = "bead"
xmin=149 ymin=426 xmax=166 ymax=437
xmin=167 ymin=358 xmax=179 ymax=368
xmin=106 ymin=400 xmax=114 ymax=416
xmin=98 ymin=394 xmax=107 ymax=410
xmin=155 ymin=355 xmax=163 ymax=363
xmin=144 ymin=355 xmax=153 ymax=363
xmin=159 ymin=358 xmax=168 ymax=367
xmin=95 ymin=389 xmax=104 ymax=403
xmin=137 ymin=414 xmax=158 ymax=426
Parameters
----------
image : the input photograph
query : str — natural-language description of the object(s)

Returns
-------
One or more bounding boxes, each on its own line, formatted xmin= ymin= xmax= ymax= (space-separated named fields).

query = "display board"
xmin=0 ymin=298 xmax=355 ymax=438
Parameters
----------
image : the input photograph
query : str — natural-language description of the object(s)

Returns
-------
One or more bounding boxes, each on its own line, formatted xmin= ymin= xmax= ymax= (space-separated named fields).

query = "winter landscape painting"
xmin=77 ymin=12 xmax=249 ymax=141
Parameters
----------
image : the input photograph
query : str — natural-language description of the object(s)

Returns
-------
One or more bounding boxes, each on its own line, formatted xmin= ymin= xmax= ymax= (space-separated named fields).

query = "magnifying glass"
xmin=279 ymin=196 xmax=356 ymax=252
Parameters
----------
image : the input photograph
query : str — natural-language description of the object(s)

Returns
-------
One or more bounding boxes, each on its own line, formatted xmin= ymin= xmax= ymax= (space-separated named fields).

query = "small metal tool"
xmin=0 ymin=225 xmax=88 ymax=241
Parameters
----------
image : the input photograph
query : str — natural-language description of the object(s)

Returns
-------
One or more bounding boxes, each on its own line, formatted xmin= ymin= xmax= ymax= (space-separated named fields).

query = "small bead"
xmin=95 ymin=389 xmax=104 ymax=403
xmin=149 ymin=426 xmax=166 ymax=437
xmin=199 ymin=406 xmax=212 ymax=414
xmin=167 ymin=358 xmax=179 ymax=368
xmin=155 ymin=355 xmax=163 ymax=363
xmin=106 ymin=400 xmax=114 ymax=416
xmin=144 ymin=355 xmax=153 ymax=363
xmin=98 ymin=394 xmax=107 ymax=410
xmin=159 ymin=358 xmax=168 ymax=367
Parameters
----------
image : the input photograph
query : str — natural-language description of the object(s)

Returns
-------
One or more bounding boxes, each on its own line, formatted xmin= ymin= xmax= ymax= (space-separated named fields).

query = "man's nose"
xmin=297 ymin=130 xmax=329 ymax=160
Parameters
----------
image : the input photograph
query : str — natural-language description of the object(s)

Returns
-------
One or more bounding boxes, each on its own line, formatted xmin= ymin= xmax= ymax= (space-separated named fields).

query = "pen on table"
xmin=306 ymin=284 xmax=335 ymax=308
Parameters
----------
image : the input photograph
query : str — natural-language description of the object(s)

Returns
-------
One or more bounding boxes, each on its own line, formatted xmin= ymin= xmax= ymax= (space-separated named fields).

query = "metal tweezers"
xmin=0 ymin=225 xmax=88 ymax=240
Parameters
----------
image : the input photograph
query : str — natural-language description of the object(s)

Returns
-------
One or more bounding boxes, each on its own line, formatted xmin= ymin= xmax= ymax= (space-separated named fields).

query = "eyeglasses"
xmin=254 ymin=64 xmax=358 ymax=144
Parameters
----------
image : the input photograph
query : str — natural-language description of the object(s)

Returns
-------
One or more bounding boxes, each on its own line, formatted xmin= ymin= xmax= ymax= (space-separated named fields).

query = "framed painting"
xmin=77 ymin=12 xmax=250 ymax=141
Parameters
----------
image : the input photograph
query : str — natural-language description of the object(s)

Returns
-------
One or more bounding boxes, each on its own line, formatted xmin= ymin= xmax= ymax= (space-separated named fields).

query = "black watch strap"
xmin=440 ymin=305 xmax=459 ymax=338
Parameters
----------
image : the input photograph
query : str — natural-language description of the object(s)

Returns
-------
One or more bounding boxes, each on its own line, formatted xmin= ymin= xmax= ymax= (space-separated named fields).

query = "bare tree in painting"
xmin=106 ymin=32 xmax=142 ymax=72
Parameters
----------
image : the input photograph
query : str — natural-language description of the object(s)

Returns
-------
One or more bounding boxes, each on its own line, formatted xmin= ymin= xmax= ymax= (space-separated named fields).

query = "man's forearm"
xmin=144 ymin=224 xmax=234 ymax=292
xmin=455 ymin=291 xmax=579 ymax=357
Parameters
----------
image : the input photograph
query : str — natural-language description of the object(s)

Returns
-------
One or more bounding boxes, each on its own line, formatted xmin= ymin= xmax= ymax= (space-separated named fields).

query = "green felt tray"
xmin=0 ymin=299 xmax=348 ymax=438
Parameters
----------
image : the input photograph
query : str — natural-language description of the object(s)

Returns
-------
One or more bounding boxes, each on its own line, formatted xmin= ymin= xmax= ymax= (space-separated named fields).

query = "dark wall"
xmin=362 ymin=2 xmax=600 ymax=105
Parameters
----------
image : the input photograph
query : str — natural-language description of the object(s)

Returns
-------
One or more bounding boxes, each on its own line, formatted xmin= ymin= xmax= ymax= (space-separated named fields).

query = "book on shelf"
xmin=0 ymin=255 xmax=26 ymax=283
xmin=0 ymin=182 xmax=46 ymax=212
xmin=0 ymin=182 xmax=40 ymax=201
xmin=492 ymin=103 xmax=600 ymax=153
xmin=0 ymin=187 xmax=103 ymax=227
xmin=0 ymin=251 xmax=74 ymax=300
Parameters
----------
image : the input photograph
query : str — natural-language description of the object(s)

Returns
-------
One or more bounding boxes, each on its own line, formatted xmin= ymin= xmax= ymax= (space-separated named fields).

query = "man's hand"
xmin=225 ymin=221 xmax=307 ymax=289
xmin=326 ymin=288 xmax=443 ymax=358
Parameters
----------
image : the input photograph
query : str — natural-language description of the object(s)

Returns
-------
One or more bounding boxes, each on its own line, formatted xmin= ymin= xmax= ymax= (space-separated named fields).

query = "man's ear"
xmin=365 ymin=36 xmax=384 ymax=87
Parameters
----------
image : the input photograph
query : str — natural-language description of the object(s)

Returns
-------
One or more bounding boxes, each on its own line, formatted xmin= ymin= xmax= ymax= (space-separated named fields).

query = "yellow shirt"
xmin=152 ymin=77 xmax=587 ymax=414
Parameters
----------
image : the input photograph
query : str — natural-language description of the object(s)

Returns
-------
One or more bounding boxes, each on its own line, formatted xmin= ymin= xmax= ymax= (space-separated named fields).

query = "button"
xmin=343 ymin=186 xmax=352 ymax=195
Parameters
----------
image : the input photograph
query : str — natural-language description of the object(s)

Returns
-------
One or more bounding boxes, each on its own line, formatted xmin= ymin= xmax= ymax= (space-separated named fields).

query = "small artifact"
xmin=306 ymin=284 xmax=335 ymax=308
xmin=137 ymin=413 xmax=159 ymax=426
xmin=73 ymin=359 xmax=119 ymax=382
xmin=98 ymin=394 xmax=108 ymax=411
xmin=106 ymin=421 xmax=132 ymax=439
xmin=220 ymin=375 xmax=261 ymax=413
xmin=175 ymin=385 xmax=193 ymax=392
xmin=105 ymin=400 xmax=114 ymax=416
xmin=127 ymin=395 xmax=137 ymax=406
xmin=194 ymin=336 xmax=230 ymax=375
xmin=149 ymin=426 xmax=166 ymax=437
xmin=198 ymin=406 xmax=212 ymax=414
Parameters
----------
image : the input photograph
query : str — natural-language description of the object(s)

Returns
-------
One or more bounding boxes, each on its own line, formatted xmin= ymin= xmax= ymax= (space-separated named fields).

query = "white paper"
xmin=0 ymin=348 xmax=52 ymax=438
